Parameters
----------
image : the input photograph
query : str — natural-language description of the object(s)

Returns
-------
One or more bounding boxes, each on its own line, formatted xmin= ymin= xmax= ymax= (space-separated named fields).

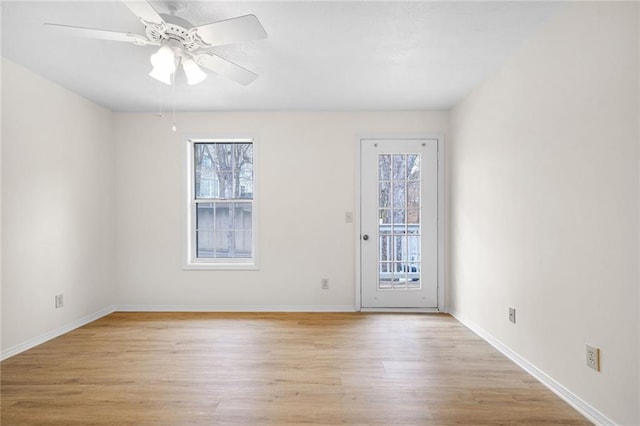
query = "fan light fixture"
xmin=45 ymin=2 xmax=267 ymax=88
xmin=148 ymin=43 xmax=207 ymax=86
xmin=44 ymin=1 xmax=268 ymax=131
xmin=182 ymin=58 xmax=207 ymax=85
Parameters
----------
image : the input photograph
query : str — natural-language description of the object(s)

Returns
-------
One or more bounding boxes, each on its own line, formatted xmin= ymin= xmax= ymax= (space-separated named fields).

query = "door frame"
xmin=355 ymin=134 xmax=446 ymax=312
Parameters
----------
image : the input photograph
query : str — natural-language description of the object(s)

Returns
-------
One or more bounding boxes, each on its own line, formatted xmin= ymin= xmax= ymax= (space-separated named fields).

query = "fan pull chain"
xmin=172 ymin=73 xmax=177 ymax=132
xmin=157 ymin=80 xmax=163 ymax=117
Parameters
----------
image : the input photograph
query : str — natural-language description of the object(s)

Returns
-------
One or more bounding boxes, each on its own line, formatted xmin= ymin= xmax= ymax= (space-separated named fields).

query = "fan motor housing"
xmin=145 ymin=14 xmax=205 ymax=51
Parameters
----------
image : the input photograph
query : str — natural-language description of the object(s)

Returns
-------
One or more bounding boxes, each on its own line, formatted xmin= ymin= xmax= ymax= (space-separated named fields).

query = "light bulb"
xmin=172 ymin=123 xmax=177 ymax=132
xmin=182 ymin=58 xmax=207 ymax=85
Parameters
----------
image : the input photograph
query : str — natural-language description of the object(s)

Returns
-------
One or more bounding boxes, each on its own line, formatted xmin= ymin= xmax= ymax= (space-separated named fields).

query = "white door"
xmin=360 ymin=138 xmax=438 ymax=308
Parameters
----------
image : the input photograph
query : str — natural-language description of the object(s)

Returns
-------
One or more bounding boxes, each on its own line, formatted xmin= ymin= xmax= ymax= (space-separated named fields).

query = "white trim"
xmin=437 ymin=135 xmax=447 ymax=312
xmin=1 ymin=305 xmax=116 ymax=361
xmin=183 ymin=137 xmax=260 ymax=271
xmin=354 ymin=135 xmax=363 ymax=311
xmin=449 ymin=310 xmax=615 ymax=426
xmin=115 ymin=305 xmax=357 ymax=312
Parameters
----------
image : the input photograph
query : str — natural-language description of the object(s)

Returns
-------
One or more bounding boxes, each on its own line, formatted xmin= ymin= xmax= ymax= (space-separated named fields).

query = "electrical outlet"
xmin=586 ymin=345 xmax=600 ymax=371
xmin=321 ymin=278 xmax=329 ymax=290
xmin=508 ymin=307 xmax=516 ymax=323
xmin=55 ymin=294 xmax=64 ymax=309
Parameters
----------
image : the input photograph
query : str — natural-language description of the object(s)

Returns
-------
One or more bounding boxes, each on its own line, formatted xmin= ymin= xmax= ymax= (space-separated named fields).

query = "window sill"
xmin=183 ymin=261 xmax=259 ymax=271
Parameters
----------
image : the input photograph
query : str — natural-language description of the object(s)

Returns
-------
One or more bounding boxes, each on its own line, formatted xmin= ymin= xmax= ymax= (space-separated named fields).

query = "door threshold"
xmin=360 ymin=307 xmax=441 ymax=313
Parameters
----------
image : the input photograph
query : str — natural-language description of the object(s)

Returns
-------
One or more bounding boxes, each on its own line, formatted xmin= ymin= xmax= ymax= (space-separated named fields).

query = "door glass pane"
xmin=380 ymin=235 xmax=391 ymax=261
xmin=377 ymin=153 xmax=422 ymax=291
xmin=379 ymin=209 xmax=391 ymax=224
xmin=392 ymin=182 xmax=405 ymax=208
xmin=407 ymin=209 xmax=420 ymax=224
xmin=407 ymin=154 xmax=420 ymax=180
xmin=407 ymin=181 xmax=420 ymax=209
xmin=392 ymin=155 xmax=405 ymax=179
xmin=378 ymin=155 xmax=391 ymax=181
xmin=379 ymin=182 xmax=391 ymax=208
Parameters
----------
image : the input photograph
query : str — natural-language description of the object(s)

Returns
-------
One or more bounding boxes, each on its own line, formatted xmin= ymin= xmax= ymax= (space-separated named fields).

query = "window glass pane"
xmin=235 ymin=144 xmax=253 ymax=198
xmin=196 ymin=203 xmax=214 ymax=230
xmin=195 ymin=143 xmax=253 ymax=200
xmin=194 ymin=144 xmax=216 ymax=199
xmin=216 ymin=144 xmax=233 ymax=172
xmin=215 ymin=203 xmax=233 ymax=229
xmin=234 ymin=203 xmax=252 ymax=230
xmin=233 ymin=231 xmax=252 ymax=258
xmin=214 ymin=172 xmax=233 ymax=199
xmin=196 ymin=231 xmax=214 ymax=258
xmin=214 ymin=231 xmax=232 ymax=257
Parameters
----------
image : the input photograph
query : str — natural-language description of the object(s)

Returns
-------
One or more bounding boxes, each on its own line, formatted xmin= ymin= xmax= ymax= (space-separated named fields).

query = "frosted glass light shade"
xmin=183 ymin=58 xmax=207 ymax=85
xmin=149 ymin=45 xmax=177 ymax=84
xmin=148 ymin=66 xmax=172 ymax=85
xmin=150 ymin=45 xmax=177 ymax=73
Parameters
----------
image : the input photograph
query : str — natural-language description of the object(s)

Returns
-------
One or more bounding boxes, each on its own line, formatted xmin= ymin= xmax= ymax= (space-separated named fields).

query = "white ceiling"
xmin=1 ymin=1 xmax=562 ymax=112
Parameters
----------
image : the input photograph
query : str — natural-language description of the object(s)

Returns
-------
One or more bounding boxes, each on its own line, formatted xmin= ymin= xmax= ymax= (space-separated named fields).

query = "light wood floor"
xmin=2 ymin=312 xmax=590 ymax=425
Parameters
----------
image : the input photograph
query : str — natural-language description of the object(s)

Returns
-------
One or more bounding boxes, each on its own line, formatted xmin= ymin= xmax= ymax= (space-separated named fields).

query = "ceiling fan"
xmin=44 ymin=1 xmax=267 ymax=86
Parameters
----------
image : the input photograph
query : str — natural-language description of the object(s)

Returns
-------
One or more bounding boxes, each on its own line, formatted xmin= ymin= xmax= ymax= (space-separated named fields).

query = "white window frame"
xmin=184 ymin=137 xmax=258 ymax=270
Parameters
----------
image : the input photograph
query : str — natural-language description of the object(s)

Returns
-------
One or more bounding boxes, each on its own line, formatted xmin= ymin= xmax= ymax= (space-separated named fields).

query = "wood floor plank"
xmin=1 ymin=312 xmax=591 ymax=425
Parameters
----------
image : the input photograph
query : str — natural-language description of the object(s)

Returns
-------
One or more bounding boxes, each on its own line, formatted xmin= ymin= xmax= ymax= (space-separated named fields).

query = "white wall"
xmin=1 ymin=59 xmax=116 ymax=353
xmin=449 ymin=2 xmax=639 ymax=425
xmin=114 ymin=111 xmax=448 ymax=308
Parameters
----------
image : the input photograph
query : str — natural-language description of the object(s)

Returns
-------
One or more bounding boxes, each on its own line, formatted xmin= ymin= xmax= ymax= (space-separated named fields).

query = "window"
xmin=186 ymin=139 xmax=256 ymax=269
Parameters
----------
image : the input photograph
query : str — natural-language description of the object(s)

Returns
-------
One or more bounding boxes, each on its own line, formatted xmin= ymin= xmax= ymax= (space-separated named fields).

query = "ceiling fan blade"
xmin=122 ymin=1 xmax=164 ymax=24
xmin=44 ymin=23 xmax=153 ymax=45
xmin=194 ymin=52 xmax=258 ymax=86
xmin=193 ymin=14 xmax=267 ymax=47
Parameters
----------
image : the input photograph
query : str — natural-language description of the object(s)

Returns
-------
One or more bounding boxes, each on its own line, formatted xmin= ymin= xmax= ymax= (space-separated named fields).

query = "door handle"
xmin=362 ymin=234 xmax=369 ymax=241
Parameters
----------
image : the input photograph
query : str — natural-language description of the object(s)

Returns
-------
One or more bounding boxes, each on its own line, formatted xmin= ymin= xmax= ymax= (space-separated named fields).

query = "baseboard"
xmin=449 ymin=310 xmax=615 ymax=426
xmin=115 ymin=304 xmax=357 ymax=312
xmin=1 ymin=305 xmax=116 ymax=361
xmin=360 ymin=307 xmax=441 ymax=313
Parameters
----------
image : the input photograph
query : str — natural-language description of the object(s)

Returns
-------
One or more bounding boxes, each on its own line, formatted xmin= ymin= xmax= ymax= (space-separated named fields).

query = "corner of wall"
xmin=1 ymin=59 xmax=117 ymax=356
